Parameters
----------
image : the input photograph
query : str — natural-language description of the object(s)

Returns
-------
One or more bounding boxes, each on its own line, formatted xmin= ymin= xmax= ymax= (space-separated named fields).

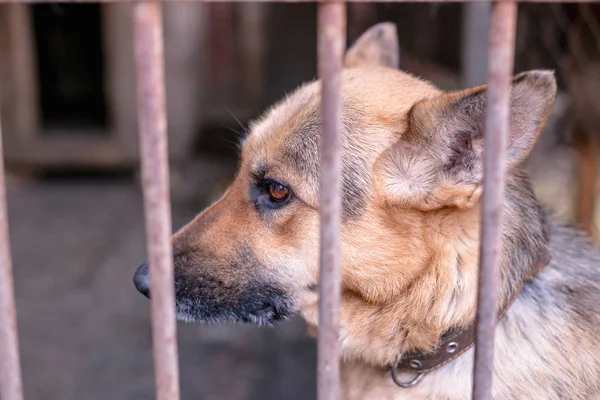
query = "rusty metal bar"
xmin=0 ymin=0 xmax=597 ymax=4
xmin=0 ymin=111 xmax=24 ymax=400
xmin=133 ymin=2 xmax=181 ymax=400
xmin=472 ymin=2 xmax=517 ymax=400
xmin=317 ymin=2 xmax=346 ymax=400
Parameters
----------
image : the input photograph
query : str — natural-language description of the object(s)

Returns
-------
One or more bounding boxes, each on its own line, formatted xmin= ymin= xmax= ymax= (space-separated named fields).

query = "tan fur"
xmin=344 ymin=23 xmax=400 ymax=69
xmin=137 ymin=23 xmax=600 ymax=399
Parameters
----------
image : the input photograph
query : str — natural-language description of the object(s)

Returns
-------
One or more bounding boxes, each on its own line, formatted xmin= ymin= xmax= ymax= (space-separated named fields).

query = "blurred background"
xmin=0 ymin=2 xmax=599 ymax=399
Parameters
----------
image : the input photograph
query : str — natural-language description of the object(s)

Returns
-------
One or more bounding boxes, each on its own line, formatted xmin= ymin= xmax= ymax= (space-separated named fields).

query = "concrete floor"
xmin=6 ymin=175 xmax=316 ymax=400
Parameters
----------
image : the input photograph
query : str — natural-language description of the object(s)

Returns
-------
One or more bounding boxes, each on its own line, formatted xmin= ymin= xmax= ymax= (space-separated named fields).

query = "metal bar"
xmin=317 ymin=2 xmax=346 ymax=400
xmin=0 ymin=108 xmax=24 ymax=400
xmin=0 ymin=0 xmax=597 ymax=4
xmin=472 ymin=2 xmax=517 ymax=400
xmin=133 ymin=3 xmax=181 ymax=400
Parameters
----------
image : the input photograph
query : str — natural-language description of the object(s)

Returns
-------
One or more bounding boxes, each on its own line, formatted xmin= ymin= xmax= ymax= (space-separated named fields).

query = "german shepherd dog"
xmin=134 ymin=23 xmax=600 ymax=399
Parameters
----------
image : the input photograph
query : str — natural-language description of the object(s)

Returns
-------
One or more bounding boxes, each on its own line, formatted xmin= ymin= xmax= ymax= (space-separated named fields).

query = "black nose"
xmin=133 ymin=262 xmax=150 ymax=298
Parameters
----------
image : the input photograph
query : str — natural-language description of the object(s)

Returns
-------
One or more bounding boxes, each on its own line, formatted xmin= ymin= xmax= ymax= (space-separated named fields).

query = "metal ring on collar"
xmin=390 ymin=358 xmax=426 ymax=388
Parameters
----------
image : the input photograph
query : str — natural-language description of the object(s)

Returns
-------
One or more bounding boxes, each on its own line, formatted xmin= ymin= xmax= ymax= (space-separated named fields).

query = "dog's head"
xmin=134 ymin=23 xmax=556 ymax=364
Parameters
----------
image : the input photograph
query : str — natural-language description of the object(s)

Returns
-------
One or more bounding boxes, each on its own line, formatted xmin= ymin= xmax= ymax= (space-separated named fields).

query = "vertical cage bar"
xmin=134 ymin=2 xmax=181 ymax=400
xmin=472 ymin=2 xmax=517 ymax=400
xmin=317 ymin=2 xmax=346 ymax=400
xmin=0 ymin=113 xmax=24 ymax=400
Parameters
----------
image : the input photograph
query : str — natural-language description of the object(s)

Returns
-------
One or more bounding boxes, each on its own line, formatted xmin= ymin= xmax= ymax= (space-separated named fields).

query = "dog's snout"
xmin=133 ymin=262 xmax=151 ymax=298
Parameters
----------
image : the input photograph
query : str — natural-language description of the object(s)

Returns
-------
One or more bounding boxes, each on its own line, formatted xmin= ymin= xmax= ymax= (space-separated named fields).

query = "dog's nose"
xmin=133 ymin=262 xmax=151 ymax=298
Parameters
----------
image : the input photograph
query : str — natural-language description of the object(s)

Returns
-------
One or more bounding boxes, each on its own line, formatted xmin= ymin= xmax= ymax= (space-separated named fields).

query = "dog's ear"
xmin=344 ymin=23 xmax=399 ymax=69
xmin=373 ymin=70 xmax=557 ymax=210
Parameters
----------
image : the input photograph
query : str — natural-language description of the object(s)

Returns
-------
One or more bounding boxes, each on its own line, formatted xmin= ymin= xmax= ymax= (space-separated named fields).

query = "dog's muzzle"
xmin=133 ymin=262 xmax=150 ymax=298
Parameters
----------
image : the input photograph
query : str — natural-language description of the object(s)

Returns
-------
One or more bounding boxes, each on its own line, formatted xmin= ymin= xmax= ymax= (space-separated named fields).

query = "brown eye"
xmin=269 ymin=182 xmax=289 ymax=202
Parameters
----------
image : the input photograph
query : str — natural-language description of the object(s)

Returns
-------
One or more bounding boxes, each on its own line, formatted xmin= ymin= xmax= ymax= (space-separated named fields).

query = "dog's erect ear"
xmin=344 ymin=23 xmax=399 ymax=69
xmin=373 ymin=70 xmax=557 ymax=210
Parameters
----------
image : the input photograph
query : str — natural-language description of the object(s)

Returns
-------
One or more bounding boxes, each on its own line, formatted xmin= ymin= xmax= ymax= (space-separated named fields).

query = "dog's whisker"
xmin=224 ymin=107 xmax=248 ymax=137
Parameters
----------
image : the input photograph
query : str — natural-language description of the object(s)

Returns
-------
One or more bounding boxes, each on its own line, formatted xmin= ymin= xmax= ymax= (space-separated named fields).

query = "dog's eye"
xmin=251 ymin=178 xmax=292 ymax=211
xmin=268 ymin=182 xmax=290 ymax=202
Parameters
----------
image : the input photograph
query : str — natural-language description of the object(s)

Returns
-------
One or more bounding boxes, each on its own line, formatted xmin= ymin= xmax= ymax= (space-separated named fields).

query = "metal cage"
xmin=0 ymin=1 xmax=593 ymax=400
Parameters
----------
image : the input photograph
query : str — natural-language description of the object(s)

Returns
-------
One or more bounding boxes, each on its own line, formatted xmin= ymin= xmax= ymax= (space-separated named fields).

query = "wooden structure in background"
xmin=563 ymin=4 xmax=600 ymax=238
xmin=0 ymin=3 xmax=206 ymax=169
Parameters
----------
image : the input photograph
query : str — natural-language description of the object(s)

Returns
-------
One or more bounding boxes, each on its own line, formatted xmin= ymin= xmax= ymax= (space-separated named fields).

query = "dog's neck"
xmin=321 ymin=171 xmax=550 ymax=369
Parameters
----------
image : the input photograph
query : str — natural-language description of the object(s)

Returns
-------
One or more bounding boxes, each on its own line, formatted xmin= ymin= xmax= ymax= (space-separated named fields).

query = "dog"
xmin=134 ymin=23 xmax=600 ymax=399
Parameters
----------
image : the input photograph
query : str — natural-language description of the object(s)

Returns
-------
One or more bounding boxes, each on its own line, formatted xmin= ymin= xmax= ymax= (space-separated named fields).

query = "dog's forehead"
xmin=244 ymin=68 xmax=438 ymax=154
xmin=237 ymin=68 xmax=439 ymax=219
xmin=249 ymin=82 xmax=321 ymax=144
